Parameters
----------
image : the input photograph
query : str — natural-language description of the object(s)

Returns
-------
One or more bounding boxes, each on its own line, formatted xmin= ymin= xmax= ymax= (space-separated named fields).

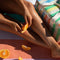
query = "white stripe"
xmin=50 ymin=13 xmax=60 ymax=27
xmin=52 ymin=13 xmax=60 ymax=21
xmin=49 ymin=8 xmax=59 ymax=15
xmin=56 ymin=20 xmax=60 ymax=25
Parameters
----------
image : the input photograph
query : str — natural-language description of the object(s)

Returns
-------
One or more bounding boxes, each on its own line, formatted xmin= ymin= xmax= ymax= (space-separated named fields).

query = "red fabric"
xmin=0 ymin=39 xmax=59 ymax=59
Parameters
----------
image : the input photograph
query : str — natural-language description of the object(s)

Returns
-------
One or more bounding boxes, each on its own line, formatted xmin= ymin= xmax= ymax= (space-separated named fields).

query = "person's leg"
xmin=24 ymin=1 xmax=60 ymax=57
xmin=0 ymin=13 xmax=48 ymax=48
xmin=0 ymin=22 xmax=48 ymax=47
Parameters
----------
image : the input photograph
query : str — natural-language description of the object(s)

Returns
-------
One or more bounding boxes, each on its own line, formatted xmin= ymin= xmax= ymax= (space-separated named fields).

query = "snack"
xmin=21 ymin=23 xmax=29 ymax=33
xmin=0 ymin=49 xmax=9 ymax=58
xmin=22 ymin=45 xmax=31 ymax=51
xmin=19 ymin=57 xmax=23 ymax=60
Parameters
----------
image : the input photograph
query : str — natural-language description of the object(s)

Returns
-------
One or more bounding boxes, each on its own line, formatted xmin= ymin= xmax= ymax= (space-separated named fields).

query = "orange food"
xmin=22 ymin=45 xmax=31 ymax=51
xmin=0 ymin=49 xmax=9 ymax=58
xmin=21 ymin=23 xmax=28 ymax=33
xmin=19 ymin=57 xmax=23 ymax=60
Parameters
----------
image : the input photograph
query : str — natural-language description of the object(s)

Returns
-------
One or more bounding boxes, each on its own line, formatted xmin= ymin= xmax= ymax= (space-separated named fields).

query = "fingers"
xmin=16 ymin=23 xmax=22 ymax=32
xmin=12 ymin=22 xmax=21 ymax=32
xmin=24 ymin=16 xmax=28 ymax=24
xmin=27 ymin=16 xmax=32 ymax=27
xmin=24 ymin=15 xmax=32 ymax=27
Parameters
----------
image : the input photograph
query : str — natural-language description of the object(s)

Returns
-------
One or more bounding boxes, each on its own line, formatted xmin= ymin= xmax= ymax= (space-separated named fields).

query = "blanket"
xmin=35 ymin=0 xmax=60 ymax=41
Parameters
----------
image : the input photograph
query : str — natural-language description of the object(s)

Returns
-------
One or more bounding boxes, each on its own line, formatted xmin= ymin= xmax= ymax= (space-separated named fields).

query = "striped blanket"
xmin=35 ymin=0 xmax=60 ymax=41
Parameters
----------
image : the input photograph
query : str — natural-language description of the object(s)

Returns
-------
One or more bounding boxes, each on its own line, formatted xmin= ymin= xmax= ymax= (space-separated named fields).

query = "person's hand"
xmin=10 ymin=22 xmax=21 ymax=32
xmin=23 ymin=6 xmax=32 ymax=27
xmin=0 ymin=14 xmax=21 ymax=32
xmin=0 ymin=0 xmax=32 ymax=27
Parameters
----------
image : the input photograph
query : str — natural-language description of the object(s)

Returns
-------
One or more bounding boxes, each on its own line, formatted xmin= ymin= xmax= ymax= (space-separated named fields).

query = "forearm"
xmin=0 ymin=14 xmax=14 ymax=27
xmin=0 ymin=0 xmax=25 ymax=15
